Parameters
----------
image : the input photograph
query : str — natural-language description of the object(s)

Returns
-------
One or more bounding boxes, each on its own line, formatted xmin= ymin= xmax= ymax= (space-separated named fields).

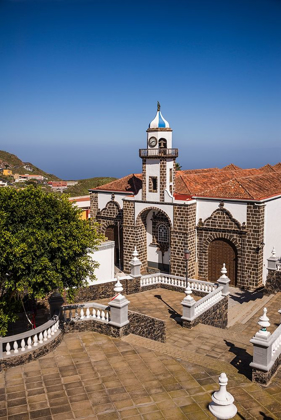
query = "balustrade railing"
xmin=62 ymin=302 xmax=110 ymax=323
xmin=271 ymin=325 xmax=281 ymax=359
xmin=0 ymin=316 xmax=60 ymax=359
xmin=139 ymin=148 xmax=178 ymax=158
xmin=194 ymin=287 xmax=223 ymax=316
xmin=140 ymin=273 xmax=217 ymax=293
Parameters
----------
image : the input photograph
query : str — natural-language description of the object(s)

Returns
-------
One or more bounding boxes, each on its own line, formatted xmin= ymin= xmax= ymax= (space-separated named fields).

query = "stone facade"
xmin=182 ymin=296 xmax=228 ymax=329
xmin=159 ymin=159 xmax=166 ymax=202
xmin=170 ymin=203 xmax=196 ymax=277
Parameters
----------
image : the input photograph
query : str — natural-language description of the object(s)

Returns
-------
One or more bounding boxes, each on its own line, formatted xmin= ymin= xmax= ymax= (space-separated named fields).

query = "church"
xmin=89 ymin=104 xmax=281 ymax=290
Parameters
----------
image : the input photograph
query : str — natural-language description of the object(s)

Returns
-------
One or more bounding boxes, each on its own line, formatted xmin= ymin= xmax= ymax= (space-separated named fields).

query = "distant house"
xmin=48 ymin=181 xmax=68 ymax=192
xmin=14 ymin=174 xmax=46 ymax=182
xmin=3 ymin=169 xmax=12 ymax=176
xmin=69 ymin=195 xmax=90 ymax=220
xmin=0 ymin=180 xmax=8 ymax=187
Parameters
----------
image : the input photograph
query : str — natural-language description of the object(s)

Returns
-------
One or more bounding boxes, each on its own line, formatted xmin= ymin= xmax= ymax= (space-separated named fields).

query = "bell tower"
xmin=139 ymin=102 xmax=178 ymax=202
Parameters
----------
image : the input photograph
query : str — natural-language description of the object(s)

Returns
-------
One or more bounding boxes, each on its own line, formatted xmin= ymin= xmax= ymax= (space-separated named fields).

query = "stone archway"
xmin=208 ymin=238 xmax=237 ymax=285
xmin=136 ymin=207 xmax=172 ymax=273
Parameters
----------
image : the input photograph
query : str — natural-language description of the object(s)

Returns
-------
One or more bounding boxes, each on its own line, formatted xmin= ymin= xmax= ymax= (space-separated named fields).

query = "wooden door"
xmin=105 ymin=224 xmax=123 ymax=269
xmin=208 ymin=239 xmax=237 ymax=285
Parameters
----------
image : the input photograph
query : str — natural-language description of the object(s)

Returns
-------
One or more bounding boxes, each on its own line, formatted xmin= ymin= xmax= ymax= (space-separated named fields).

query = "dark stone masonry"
xmin=265 ymin=270 xmax=281 ymax=295
xmin=182 ymin=296 xmax=228 ymax=330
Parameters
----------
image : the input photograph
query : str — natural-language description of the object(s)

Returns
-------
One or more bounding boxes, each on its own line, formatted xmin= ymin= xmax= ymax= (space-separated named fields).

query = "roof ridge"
xmin=233 ymin=177 xmax=255 ymax=199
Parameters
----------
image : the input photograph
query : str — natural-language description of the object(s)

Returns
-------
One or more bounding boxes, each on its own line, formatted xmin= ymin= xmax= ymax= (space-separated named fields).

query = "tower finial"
xmin=157 ymin=101 xmax=161 ymax=112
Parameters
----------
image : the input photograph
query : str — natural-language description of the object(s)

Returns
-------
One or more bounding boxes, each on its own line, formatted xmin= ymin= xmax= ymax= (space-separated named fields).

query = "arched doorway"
xmin=208 ymin=239 xmax=237 ymax=285
xmin=105 ymin=223 xmax=123 ymax=269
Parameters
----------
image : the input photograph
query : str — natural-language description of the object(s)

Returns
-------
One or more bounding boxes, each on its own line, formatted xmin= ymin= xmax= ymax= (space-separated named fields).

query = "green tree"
xmin=175 ymin=162 xmax=182 ymax=171
xmin=0 ymin=186 xmax=102 ymax=335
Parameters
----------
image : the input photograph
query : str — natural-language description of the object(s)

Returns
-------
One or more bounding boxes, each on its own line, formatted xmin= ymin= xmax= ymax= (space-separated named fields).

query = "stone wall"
xmin=128 ymin=311 xmax=166 ymax=342
xmin=63 ymin=319 xmax=130 ymax=339
xmin=159 ymin=159 xmax=166 ymax=202
xmin=244 ymin=204 xmax=265 ymax=289
xmin=73 ymin=278 xmax=141 ymax=303
xmin=0 ymin=332 xmax=63 ymax=371
xmin=182 ymin=296 xmax=228 ymax=329
xmin=170 ymin=203 xmax=196 ymax=277
xmin=265 ymin=270 xmax=281 ymax=295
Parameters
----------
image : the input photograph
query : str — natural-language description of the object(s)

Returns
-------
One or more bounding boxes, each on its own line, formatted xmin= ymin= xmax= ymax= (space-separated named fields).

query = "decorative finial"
xmin=258 ymin=307 xmax=270 ymax=332
xmin=184 ymin=284 xmax=193 ymax=301
xmin=219 ymin=201 xmax=224 ymax=209
xmin=220 ymin=263 xmax=227 ymax=278
xmin=157 ymin=101 xmax=161 ymax=112
xmin=209 ymin=373 xmax=237 ymax=419
xmin=272 ymin=247 xmax=276 ymax=257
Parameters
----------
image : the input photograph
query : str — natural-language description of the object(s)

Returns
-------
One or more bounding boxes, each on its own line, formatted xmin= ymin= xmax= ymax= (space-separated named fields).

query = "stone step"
xmin=227 ymin=293 xmax=275 ymax=328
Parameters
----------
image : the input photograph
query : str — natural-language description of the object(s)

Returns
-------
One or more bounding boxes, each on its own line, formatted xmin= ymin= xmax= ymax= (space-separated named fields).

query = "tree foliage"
xmin=0 ymin=186 xmax=102 ymax=335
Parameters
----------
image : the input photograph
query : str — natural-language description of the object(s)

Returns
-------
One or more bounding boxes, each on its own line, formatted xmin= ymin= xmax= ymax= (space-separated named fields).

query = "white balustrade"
xmin=1 ymin=316 xmax=60 ymax=359
xmin=194 ymin=288 xmax=223 ymax=316
xmin=62 ymin=303 xmax=110 ymax=324
xmin=140 ymin=273 xmax=217 ymax=293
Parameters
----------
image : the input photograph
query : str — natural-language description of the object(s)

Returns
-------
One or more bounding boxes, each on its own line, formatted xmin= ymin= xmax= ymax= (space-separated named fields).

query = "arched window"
xmin=158 ymin=224 xmax=169 ymax=243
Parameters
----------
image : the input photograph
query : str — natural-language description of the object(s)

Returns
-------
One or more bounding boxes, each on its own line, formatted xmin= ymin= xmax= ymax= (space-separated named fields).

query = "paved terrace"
xmin=0 ymin=289 xmax=281 ymax=419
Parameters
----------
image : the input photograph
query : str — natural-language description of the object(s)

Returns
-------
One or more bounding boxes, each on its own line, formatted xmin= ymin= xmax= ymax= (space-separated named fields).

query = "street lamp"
xmin=184 ymin=248 xmax=191 ymax=289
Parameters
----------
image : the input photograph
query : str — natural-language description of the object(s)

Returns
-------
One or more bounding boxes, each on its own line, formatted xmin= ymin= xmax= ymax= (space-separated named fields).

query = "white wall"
xmin=147 ymin=130 xmax=173 ymax=149
xmin=196 ymin=199 xmax=247 ymax=225
xmin=166 ymin=159 xmax=174 ymax=193
xmin=263 ymin=197 xmax=281 ymax=283
xmin=135 ymin=201 xmax=174 ymax=226
xmin=146 ymin=159 xmax=160 ymax=202
xmin=87 ymin=241 xmax=115 ymax=284
xmin=98 ymin=192 xmax=126 ymax=210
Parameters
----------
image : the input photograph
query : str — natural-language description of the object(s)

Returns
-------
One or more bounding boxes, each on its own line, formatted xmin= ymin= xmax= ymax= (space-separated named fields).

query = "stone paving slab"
xmin=1 ymin=330 xmax=281 ymax=419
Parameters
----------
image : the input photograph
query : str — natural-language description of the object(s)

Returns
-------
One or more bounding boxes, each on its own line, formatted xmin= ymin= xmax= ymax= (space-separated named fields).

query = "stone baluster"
xmin=21 ymin=339 xmax=25 ymax=352
xmin=217 ymin=264 xmax=230 ymax=296
xmin=209 ymin=373 xmax=237 ymax=419
xmin=109 ymin=278 xmax=130 ymax=328
xmin=181 ymin=284 xmax=196 ymax=322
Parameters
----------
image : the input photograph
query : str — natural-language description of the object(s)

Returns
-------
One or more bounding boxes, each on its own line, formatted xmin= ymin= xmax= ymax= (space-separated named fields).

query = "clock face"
xmin=148 ymin=137 xmax=157 ymax=148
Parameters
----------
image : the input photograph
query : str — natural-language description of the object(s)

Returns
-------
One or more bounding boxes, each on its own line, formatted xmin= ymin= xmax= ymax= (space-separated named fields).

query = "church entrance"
xmin=208 ymin=239 xmax=237 ymax=285
xmin=105 ymin=223 xmax=123 ymax=269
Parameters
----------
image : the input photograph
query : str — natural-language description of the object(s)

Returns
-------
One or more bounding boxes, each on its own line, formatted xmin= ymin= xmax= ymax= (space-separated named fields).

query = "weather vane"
xmin=157 ymin=101 xmax=161 ymax=111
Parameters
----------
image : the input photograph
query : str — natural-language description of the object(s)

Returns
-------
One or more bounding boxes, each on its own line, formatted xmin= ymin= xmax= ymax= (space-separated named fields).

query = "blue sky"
xmin=0 ymin=0 xmax=280 ymax=179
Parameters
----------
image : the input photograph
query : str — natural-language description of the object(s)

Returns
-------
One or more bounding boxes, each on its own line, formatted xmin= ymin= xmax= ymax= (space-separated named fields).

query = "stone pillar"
xmin=109 ymin=279 xmax=130 ymax=328
xmin=267 ymin=247 xmax=279 ymax=271
xmin=181 ymin=285 xmax=196 ymax=322
xmin=217 ymin=264 xmax=230 ymax=296
xmin=250 ymin=308 xmax=272 ymax=375
xmin=48 ymin=291 xmax=64 ymax=319
xmin=209 ymin=373 xmax=237 ymax=419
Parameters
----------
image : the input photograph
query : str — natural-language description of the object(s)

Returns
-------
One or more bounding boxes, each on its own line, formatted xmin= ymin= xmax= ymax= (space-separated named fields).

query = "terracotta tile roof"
xmin=222 ymin=163 xmax=241 ymax=170
xmin=90 ymin=174 xmax=142 ymax=194
xmin=90 ymin=163 xmax=281 ymax=201
xmin=259 ymin=164 xmax=275 ymax=173
xmin=197 ymin=173 xmax=281 ymax=200
xmin=273 ymin=163 xmax=281 ymax=172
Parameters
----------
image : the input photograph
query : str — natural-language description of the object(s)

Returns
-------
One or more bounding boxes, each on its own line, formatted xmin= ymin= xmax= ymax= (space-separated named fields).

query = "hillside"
xmin=64 ymin=177 xmax=117 ymax=196
xmin=0 ymin=151 xmax=60 ymax=181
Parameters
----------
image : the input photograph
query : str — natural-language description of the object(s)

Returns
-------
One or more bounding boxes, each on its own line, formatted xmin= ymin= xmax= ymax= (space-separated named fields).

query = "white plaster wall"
xmin=87 ymin=241 xmax=115 ymax=285
xmin=147 ymin=130 xmax=173 ymax=149
xmin=263 ymin=197 xmax=281 ymax=283
xmin=98 ymin=192 xmax=126 ymax=210
xmin=196 ymin=200 xmax=247 ymax=225
xmin=135 ymin=201 xmax=174 ymax=226
xmin=146 ymin=160 xmax=160 ymax=202
xmin=146 ymin=210 xmax=170 ymax=266
xmin=166 ymin=159 xmax=174 ymax=192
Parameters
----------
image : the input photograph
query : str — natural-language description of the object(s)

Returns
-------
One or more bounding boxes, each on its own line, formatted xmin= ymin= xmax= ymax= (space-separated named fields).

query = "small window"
xmin=158 ymin=224 xmax=169 ymax=243
xmin=169 ymin=168 xmax=172 ymax=183
xmin=149 ymin=176 xmax=158 ymax=193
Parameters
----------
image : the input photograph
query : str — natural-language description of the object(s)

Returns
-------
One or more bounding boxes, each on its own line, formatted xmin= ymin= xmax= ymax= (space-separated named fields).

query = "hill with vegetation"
xmin=65 ymin=177 xmax=116 ymax=197
xmin=0 ymin=151 xmax=60 ymax=181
